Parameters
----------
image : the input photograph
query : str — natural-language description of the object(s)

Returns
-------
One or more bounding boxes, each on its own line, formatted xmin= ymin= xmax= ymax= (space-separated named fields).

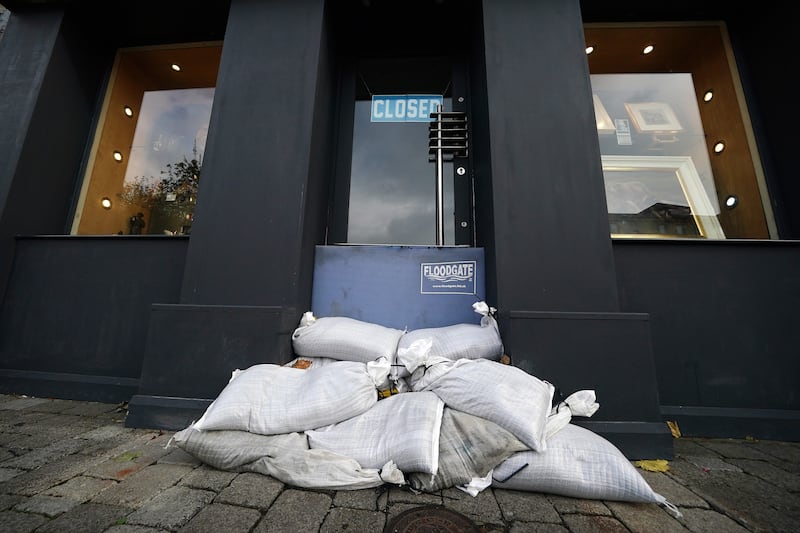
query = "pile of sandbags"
xmin=172 ymin=302 xmax=677 ymax=515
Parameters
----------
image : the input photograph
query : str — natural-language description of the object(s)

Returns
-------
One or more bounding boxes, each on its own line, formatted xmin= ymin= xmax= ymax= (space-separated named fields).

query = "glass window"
xmin=585 ymin=24 xmax=775 ymax=240
xmin=71 ymin=43 xmax=221 ymax=236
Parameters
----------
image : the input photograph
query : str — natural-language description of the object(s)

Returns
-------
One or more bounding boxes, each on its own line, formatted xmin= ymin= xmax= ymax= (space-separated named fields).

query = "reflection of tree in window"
xmin=117 ymin=144 xmax=201 ymax=235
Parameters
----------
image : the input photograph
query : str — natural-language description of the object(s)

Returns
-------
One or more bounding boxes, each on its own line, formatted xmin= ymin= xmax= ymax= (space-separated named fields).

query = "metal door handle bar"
xmin=428 ymin=106 xmax=468 ymax=245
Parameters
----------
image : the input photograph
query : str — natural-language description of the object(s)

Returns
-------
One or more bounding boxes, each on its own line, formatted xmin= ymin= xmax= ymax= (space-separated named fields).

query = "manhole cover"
xmin=384 ymin=505 xmax=481 ymax=533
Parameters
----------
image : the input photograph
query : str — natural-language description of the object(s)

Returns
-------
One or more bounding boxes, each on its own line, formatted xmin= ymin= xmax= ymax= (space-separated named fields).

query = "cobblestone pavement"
xmin=0 ymin=394 xmax=798 ymax=532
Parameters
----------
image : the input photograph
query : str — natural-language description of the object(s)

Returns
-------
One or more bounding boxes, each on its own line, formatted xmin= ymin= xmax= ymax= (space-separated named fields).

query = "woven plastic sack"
xmin=408 ymin=408 xmax=527 ymax=492
xmin=307 ymin=391 xmax=444 ymax=476
xmin=292 ymin=312 xmax=404 ymax=363
xmin=192 ymin=361 xmax=381 ymax=435
xmin=421 ymin=358 xmax=554 ymax=452
xmin=170 ymin=426 xmax=404 ymax=490
xmin=492 ymin=424 xmax=668 ymax=504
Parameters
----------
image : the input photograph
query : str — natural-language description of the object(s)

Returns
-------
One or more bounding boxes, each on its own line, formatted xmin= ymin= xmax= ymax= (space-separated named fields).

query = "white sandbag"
xmin=545 ymin=389 xmax=600 ymax=440
xmin=492 ymin=424 xmax=671 ymax=506
xmin=307 ymin=391 xmax=444 ymax=476
xmin=421 ymin=358 xmax=554 ymax=452
xmin=396 ymin=301 xmax=503 ymax=366
xmin=171 ymin=426 xmax=404 ymax=490
xmin=292 ymin=312 xmax=405 ymax=363
xmin=192 ymin=361 xmax=382 ymax=435
xmin=398 ymin=338 xmax=471 ymax=391
xmin=283 ymin=355 xmax=340 ymax=369
xmin=408 ymin=408 xmax=527 ymax=493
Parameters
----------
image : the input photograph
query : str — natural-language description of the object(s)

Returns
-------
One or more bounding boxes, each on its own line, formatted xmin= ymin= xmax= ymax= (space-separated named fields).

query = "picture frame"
xmin=624 ymin=101 xmax=683 ymax=133
xmin=601 ymin=154 xmax=725 ymax=239
xmin=593 ymin=94 xmax=615 ymax=135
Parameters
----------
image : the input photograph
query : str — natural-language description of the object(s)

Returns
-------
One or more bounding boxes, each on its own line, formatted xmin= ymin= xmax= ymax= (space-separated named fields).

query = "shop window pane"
xmin=71 ymin=43 xmax=221 ymax=236
xmin=585 ymin=24 xmax=774 ymax=239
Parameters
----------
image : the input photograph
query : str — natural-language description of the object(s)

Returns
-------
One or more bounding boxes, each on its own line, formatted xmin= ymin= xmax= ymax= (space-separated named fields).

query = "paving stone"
xmin=750 ymin=440 xmax=800 ymax=463
xmin=0 ymin=509 xmax=49 ymax=532
xmin=319 ymin=506 xmax=385 ymax=533
xmin=2 ymin=453 xmax=106 ymax=496
xmin=0 ymin=436 xmax=87 ymax=470
xmin=727 ymin=457 xmax=800 ymax=491
xmin=180 ymin=502 xmax=261 ymax=532
xmin=33 ymin=502 xmax=131 ymax=533
xmin=0 ymin=493 xmax=23 ymax=511
xmin=74 ymin=424 xmax=130 ymax=442
xmin=332 ymin=487 xmax=387 ymax=511
xmin=493 ymin=488 xmax=560 ymax=523
xmin=0 ymin=397 xmax=50 ymax=411
xmin=0 ymin=467 xmax=24 ymax=482
xmin=639 ymin=470 xmax=709 ymax=508
xmin=562 ymin=513 xmax=628 ymax=532
xmin=13 ymin=493 xmax=78 ymax=517
xmin=43 ymin=475 xmax=116 ymax=501
xmin=387 ymin=485 xmax=441 ymax=506
xmin=673 ymin=438 xmax=721 ymax=458
xmin=547 ymin=494 xmax=612 ymax=515
xmin=696 ymin=439 xmax=776 ymax=461
xmin=255 ymin=489 xmax=332 ymax=532
xmin=680 ymin=455 xmax=743 ymax=473
xmin=157 ymin=447 xmax=201 ymax=466
xmin=60 ymin=401 xmax=118 ymax=417
xmin=178 ymin=465 xmax=236 ymax=492
xmin=215 ymin=472 xmax=283 ymax=510
xmin=90 ymin=464 xmax=194 ymax=508
xmin=677 ymin=507 xmax=751 ymax=533
xmin=124 ymin=485 xmax=215 ymax=530
xmin=441 ymin=487 xmax=504 ymax=525
xmin=106 ymin=525 xmax=169 ymax=532
xmin=26 ymin=398 xmax=80 ymax=413
xmin=509 ymin=521 xmax=568 ymax=533
xmin=85 ymin=434 xmax=175 ymax=481
xmin=606 ymin=500 xmax=688 ymax=533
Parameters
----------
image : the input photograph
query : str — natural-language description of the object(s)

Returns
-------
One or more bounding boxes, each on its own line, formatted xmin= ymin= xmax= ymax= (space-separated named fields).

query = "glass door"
xmin=329 ymin=56 xmax=472 ymax=246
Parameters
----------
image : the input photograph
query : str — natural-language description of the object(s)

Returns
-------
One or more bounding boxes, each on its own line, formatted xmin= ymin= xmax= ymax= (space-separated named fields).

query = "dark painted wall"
xmin=0 ymin=237 xmax=187 ymax=401
xmin=179 ymin=0 xmax=329 ymax=311
xmin=480 ymin=0 xmax=620 ymax=314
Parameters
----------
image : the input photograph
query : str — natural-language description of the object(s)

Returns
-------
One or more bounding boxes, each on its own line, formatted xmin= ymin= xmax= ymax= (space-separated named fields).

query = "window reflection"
xmin=72 ymin=43 xmax=221 ymax=235
xmin=348 ymin=98 xmax=454 ymax=245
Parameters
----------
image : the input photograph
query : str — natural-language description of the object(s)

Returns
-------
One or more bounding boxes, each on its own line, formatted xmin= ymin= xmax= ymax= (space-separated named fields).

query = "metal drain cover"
xmin=385 ymin=505 xmax=481 ymax=533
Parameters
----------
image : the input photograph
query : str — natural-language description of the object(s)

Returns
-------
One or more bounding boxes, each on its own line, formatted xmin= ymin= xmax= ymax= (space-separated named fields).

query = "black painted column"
xmin=479 ymin=0 xmax=671 ymax=458
xmin=129 ymin=0 xmax=333 ymax=429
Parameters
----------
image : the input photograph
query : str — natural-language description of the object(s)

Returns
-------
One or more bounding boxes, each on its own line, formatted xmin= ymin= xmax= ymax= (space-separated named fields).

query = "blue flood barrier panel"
xmin=310 ymin=245 xmax=486 ymax=330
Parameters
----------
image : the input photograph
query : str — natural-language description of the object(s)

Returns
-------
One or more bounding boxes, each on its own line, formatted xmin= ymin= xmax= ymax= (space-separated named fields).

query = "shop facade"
xmin=0 ymin=0 xmax=798 ymax=460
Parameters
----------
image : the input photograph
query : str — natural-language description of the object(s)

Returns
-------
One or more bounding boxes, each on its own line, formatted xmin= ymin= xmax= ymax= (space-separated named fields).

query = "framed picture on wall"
xmin=601 ymin=154 xmax=725 ymax=239
xmin=624 ymin=101 xmax=683 ymax=133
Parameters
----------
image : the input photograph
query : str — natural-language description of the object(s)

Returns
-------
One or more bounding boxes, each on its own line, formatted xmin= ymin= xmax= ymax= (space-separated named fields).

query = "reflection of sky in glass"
xmin=124 ymin=88 xmax=214 ymax=185
xmin=348 ymin=99 xmax=454 ymax=245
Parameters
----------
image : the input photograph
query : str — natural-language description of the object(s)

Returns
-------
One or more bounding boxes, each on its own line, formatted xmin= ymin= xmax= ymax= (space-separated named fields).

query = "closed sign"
xmin=371 ymin=95 xmax=443 ymax=122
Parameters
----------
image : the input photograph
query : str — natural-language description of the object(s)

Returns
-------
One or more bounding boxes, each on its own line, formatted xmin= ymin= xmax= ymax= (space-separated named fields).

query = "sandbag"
xmin=421 ymin=358 xmax=554 ymax=452
xmin=306 ymin=391 xmax=444 ymax=477
xmin=408 ymin=408 xmax=527 ymax=492
xmin=171 ymin=426 xmax=404 ymax=490
xmin=492 ymin=424 xmax=669 ymax=504
xmin=192 ymin=361 xmax=382 ymax=435
xmin=292 ymin=312 xmax=404 ymax=363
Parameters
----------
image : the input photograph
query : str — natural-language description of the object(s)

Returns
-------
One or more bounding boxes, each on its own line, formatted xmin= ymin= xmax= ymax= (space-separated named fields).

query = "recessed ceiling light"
xmin=703 ymin=90 xmax=714 ymax=102
xmin=585 ymin=45 xmax=594 ymax=55
xmin=724 ymin=195 xmax=738 ymax=209
xmin=123 ymin=105 xmax=134 ymax=117
xmin=713 ymin=141 xmax=726 ymax=153
xmin=101 ymin=197 xmax=112 ymax=210
xmin=171 ymin=63 xmax=181 ymax=72
xmin=113 ymin=151 xmax=123 ymax=162
xmin=642 ymin=44 xmax=654 ymax=54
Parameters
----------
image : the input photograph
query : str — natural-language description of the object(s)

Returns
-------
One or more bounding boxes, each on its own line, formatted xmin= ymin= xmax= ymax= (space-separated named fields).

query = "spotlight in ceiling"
xmin=713 ymin=141 xmax=726 ymax=154
xmin=113 ymin=151 xmax=123 ymax=162
xmin=171 ymin=63 xmax=182 ymax=72
xmin=101 ymin=197 xmax=112 ymax=210
xmin=585 ymin=45 xmax=594 ymax=55
xmin=703 ymin=90 xmax=714 ymax=102
xmin=123 ymin=105 xmax=134 ymax=117
xmin=642 ymin=44 xmax=654 ymax=54
xmin=724 ymin=195 xmax=738 ymax=209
